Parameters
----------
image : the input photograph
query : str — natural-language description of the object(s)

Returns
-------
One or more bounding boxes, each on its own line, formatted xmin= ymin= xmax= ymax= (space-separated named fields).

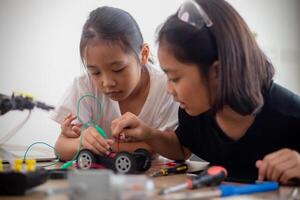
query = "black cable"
xmin=0 ymin=93 xmax=54 ymax=115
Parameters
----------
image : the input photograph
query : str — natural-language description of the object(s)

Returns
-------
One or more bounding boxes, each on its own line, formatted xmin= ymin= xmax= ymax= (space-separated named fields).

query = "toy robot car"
xmin=76 ymin=148 xmax=151 ymax=174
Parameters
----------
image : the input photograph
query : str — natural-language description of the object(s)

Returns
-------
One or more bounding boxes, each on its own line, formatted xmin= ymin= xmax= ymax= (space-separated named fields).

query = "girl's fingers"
xmin=63 ymin=113 xmax=73 ymax=122
xmin=257 ymin=158 xmax=271 ymax=181
xmin=106 ymin=139 xmax=114 ymax=146
xmin=279 ymin=151 xmax=300 ymax=183
xmin=269 ymin=158 xmax=296 ymax=181
xmin=111 ymin=114 xmax=126 ymax=130
xmin=111 ymin=113 xmax=140 ymax=139
xmin=119 ymin=132 xmax=126 ymax=140
xmin=72 ymin=126 xmax=81 ymax=135
xmin=82 ymin=139 xmax=102 ymax=155
xmin=64 ymin=113 xmax=72 ymax=119
xmin=91 ymin=133 xmax=111 ymax=151
xmin=257 ymin=149 xmax=300 ymax=182
xmin=256 ymin=160 xmax=262 ymax=168
xmin=265 ymin=151 xmax=291 ymax=180
xmin=257 ymin=149 xmax=286 ymax=180
xmin=65 ymin=115 xmax=77 ymax=124
xmin=63 ymin=113 xmax=77 ymax=125
xmin=280 ymin=167 xmax=300 ymax=184
xmin=83 ymin=134 xmax=108 ymax=155
xmin=111 ymin=118 xmax=129 ymax=137
xmin=63 ymin=130 xmax=79 ymax=138
xmin=83 ymin=128 xmax=111 ymax=154
xmin=72 ymin=123 xmax=83 ymax=128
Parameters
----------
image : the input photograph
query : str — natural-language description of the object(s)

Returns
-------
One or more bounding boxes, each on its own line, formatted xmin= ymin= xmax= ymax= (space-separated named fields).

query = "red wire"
xmin=153 ymin=162 xmax=177 ymax=167
xmin=117 ymin=135 xmax=120 ymax=152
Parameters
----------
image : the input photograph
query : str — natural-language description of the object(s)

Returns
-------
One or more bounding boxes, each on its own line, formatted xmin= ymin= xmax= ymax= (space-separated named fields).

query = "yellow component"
xmin=21 ymin=92 xmax=34 ymax=100
xmin=0 ymin=159 xmax=3 ymax=172
xmin=13 ymin=159 xmax=23 ymax=172
xmin=176 ymin=165 xmax=188 ymax=172
xmin=161 ymin=168 xmax=168 ymax=176
xmin=26 ymin=159 xmax=36 ymax=172
xmin=13 ymin=91 xmax=34 ymax=101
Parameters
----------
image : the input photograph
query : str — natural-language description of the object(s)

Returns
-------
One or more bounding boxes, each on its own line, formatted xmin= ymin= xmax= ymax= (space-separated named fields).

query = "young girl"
xmin=51 ymin=6 xmax=178 ymax=161
xmin=111 ymin=0 xmax=300 ymax=183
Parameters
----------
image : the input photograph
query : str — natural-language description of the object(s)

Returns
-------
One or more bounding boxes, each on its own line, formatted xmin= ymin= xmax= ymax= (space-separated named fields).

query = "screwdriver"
xmin=162 ymin=182 xmax=279 ymax=199
xmin=151 ymin=163 xmax=188 ymax=177
xmin=159 ymin=166 xmax=227 ymax=195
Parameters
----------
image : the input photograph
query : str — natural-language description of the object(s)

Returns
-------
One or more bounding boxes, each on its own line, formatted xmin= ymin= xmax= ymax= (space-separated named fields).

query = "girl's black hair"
xmin=80 ymin=6 xmax=144 ymax=63
xmin=157 ymin=0 xmax=274 ymax=115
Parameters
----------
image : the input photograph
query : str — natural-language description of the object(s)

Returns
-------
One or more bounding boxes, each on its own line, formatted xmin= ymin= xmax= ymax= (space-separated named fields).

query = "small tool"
xmin=150 ymin=163 xmax=188 ymax=177
xmin=159 ymin=166 xmax=227 ymax=195
xmin=162 ymin=181 xmax=279 ymax=199
xmin=47 ymin=168 xmax=69 ymax=179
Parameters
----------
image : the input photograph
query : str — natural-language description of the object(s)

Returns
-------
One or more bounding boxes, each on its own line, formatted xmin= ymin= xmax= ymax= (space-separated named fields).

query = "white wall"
xmin=228 ymin=0 xmax=300 ymax=92
xmin=0 ymin=0 xmax=299 ymax=147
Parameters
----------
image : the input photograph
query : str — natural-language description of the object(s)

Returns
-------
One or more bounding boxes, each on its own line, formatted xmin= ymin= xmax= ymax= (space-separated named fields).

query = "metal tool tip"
xmin=158 ymin=189 xmax=167 ymax=195
xmin=150 ymin=172 xmax=160 ymax=177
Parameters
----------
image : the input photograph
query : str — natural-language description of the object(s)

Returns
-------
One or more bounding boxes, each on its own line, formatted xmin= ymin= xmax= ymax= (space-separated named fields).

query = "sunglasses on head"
xmin=177 ymin=0 xmax=213 ymax=29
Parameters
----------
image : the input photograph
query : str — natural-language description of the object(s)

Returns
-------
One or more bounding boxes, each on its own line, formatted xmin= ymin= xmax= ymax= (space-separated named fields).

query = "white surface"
xmin=186 ymin=160 xmax=210 ymax=173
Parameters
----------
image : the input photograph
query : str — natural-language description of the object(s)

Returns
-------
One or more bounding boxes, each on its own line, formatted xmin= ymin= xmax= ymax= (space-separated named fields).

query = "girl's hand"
xmin=81 ymin=126 xmax=114 ymax=156
xmin=111 ymin=112 xmax=152 ymax=141
xmin=256 ymin=148 xmax=300 ymax=184
xmin=61 ymin=113 xmax=82 ymax=138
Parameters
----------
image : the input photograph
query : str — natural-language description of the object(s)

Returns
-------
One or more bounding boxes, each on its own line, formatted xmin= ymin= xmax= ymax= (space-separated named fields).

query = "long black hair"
xmin=157 ymin=0 xmax=274 ymax=115
xmin=80 ymin=6 xmax=144 ymax=63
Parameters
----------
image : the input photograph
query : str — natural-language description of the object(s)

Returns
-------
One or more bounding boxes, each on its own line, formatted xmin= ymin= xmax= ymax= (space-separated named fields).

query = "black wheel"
xmin=76 ymin=149 xmax=97 ymax=169
xmin=134 ymin=148 xmax=152 ymax=172
xmin=114 ymin=152 xmax=137 ymax=174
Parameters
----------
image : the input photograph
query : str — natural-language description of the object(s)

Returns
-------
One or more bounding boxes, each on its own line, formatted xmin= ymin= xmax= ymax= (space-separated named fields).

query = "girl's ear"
xmin=210 ymin=60 xmax=220 ymax=80
xmin=207 ymin=60 xmax=220 ymax=100
xmin=139 ymin=43 xmax=150 ymax=65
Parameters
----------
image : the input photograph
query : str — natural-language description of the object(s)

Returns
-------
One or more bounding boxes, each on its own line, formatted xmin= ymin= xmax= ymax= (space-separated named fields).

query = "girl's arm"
xmin=145 ymin=128 xmax=191 ymax=160
xmin=111 ymin=112 xmax=191 ymax=160
xmin=111 ymin=141 xmax=154 ymax=155
xmin=55 ymin=134 xmax=80 ymax=161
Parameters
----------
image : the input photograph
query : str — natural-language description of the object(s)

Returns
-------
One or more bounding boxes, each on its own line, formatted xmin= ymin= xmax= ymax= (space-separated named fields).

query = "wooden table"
xmin=1 ymin=151 xmax=299 ymax=200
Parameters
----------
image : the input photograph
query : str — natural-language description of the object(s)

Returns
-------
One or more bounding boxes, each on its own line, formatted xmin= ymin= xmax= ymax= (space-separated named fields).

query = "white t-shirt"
xmin=50 ymin=64 xmax=178 ymax=138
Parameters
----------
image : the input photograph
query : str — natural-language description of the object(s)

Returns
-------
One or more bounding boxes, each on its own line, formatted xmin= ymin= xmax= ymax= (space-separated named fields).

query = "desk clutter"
xmin=157 ymin=166 xmax=279 ymax=199
xmin=0 ymin=160 xmax=153 ymax=199
xmin=68 ymin=169 xmax=154 ymax=200
xmin=0 ymin=156 xmax=208 ymax=197
xmin=0 ymin=157 xmax=282 ymax=199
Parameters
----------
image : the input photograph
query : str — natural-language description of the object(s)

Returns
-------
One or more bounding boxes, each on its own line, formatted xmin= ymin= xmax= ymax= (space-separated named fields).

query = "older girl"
xmin=111 ymin=0 xmax=300 ymax=183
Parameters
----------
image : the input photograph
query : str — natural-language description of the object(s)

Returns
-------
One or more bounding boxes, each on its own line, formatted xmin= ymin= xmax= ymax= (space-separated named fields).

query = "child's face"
xmin=158 ymin=45 xmax=214 ymax=116
xmin=84 ymin=42 xmax=141 ymax=102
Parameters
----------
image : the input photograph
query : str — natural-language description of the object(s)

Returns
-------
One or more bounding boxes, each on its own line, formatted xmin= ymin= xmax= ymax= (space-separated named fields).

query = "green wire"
xmin=60 ymin=131 xmax=84 ymax=169
xmin=22 ymin=142 xmax=60 ymax=168
xmin=77 ymin=94 xmax=103 ymax=127
xmin=61 ymin=94 xmax=105 ymax=169
xmin=24 ymin=94 xmax=105 ymax=170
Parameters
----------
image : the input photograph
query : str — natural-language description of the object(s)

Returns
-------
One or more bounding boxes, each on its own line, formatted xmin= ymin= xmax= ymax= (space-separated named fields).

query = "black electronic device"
xmin=0 ymin=168 xmax=49 ymax=195
xmin=0 ymin=93 xmax=54 ymax=115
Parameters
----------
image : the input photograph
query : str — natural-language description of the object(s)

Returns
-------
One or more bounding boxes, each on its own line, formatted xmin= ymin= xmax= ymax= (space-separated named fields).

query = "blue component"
xmin=220 ymin=182 xmax=279 ymax=197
